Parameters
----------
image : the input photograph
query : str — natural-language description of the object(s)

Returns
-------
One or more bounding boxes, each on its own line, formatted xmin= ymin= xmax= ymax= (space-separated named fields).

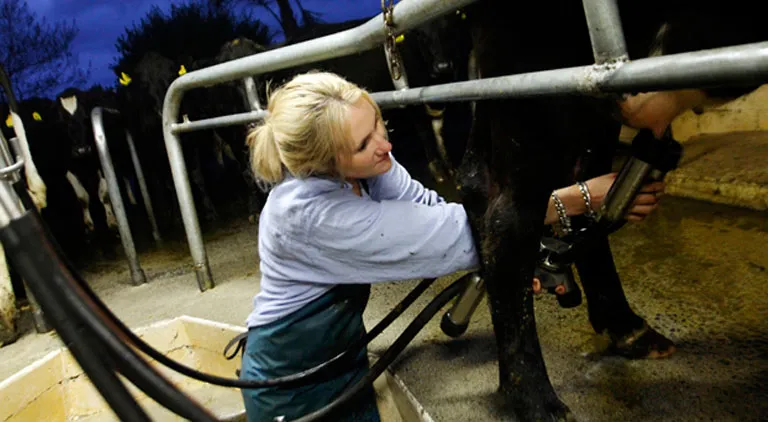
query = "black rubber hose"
xmin=13 ymin=180 xmax=438 ymax=390
xmin=0 ymin=214 xmax=150 ymax=422
xmin=66 ymin=230 xmax=436 ymax=389
xmin=124 ymin=277 xmax=435 ymax=388
xmin=292 ymin=274 xmax=469 ymax=422
xmin=4 ymin=211 xmax=218 ymax=422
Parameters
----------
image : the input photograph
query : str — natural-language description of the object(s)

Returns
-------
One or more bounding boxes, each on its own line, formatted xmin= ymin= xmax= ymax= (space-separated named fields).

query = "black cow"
xmin=259 ymin=14 xmax=474 ymax=194
xmin=456 ymin=1 xmax=766 ymax=420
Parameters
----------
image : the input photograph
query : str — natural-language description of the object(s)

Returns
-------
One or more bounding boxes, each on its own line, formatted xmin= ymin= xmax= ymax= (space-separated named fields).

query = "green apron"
xmin=240 ymin=284 xmax=381 ymax=422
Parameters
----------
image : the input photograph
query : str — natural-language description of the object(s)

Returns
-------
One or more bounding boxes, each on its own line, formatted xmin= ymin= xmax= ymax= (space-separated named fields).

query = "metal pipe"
xmin=167 ymin=0 xmax=478 ymax=91
xmin=0 ymin=134 xmax=22 ymax=181
xmin=171 ymin=110 xmax=267 ymax=134
xmin=124 ymin=131 xmax=162 ymax=243
xmin=162 ymin=0 xmax=478 ymax=289
xmin=162 ymin=98 xmax=213 ymax=291
xmin=0 ymin=136 xmax=50 ymax=332
xmin=91 ymin=108 xmax=146 ymax=286
xmin=370 ymin=42 xmax=768 ymax=107
xmin=172 ymin=42 xmax=768 ymax=134
xmin=243 ymin=76 xmax=263 ymax=111
xmin=582 ymin=0 xmax=628 ymax=63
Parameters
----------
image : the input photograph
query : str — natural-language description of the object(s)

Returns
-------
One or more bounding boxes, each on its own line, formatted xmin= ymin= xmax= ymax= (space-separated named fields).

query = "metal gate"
xmin=160 ymin=0 xmax=768 ymax=291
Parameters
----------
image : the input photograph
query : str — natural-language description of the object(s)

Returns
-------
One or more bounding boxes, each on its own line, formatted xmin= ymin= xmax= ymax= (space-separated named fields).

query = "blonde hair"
xmin=247 ymin=71 xmax=381 ymax=184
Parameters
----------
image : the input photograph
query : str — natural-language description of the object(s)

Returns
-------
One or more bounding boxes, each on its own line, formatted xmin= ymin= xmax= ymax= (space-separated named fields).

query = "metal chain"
xmin=382 ymin=0 xmax=402 ymax=80
xmin=551 ymin=191 xmax=572 ymax=236
xmin=576 ymin=181 xmax=598 ymax=220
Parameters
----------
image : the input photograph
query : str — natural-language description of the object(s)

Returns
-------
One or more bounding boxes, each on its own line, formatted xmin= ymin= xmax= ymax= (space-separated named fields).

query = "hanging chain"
xmin=382 ymin=0 xmax=402 ymax=80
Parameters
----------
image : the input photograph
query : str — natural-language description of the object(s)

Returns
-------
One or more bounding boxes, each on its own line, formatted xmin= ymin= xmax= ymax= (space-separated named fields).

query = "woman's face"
xmin=338 ymin=97 xmax=392 ymax=180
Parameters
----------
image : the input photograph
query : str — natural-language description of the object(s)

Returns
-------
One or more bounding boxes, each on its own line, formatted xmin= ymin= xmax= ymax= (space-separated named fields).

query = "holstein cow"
xmin=1 ymin=97 xmax=91 ymax=343
xmin=454 ymin=1 xmax=767 ymax=420
xmin=2 ymin=98 xmax=89 ymax=262
xmin=55 ymin=87 xmax=137 ymax=256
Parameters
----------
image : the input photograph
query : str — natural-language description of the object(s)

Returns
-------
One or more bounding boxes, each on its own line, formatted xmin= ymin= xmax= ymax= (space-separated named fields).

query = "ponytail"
xmin=247 ymin=120 xmax=284 ymax=184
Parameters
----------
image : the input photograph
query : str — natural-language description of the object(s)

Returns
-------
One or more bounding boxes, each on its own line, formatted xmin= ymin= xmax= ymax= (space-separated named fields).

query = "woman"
xmin=240 ymin=71 xmax=663 ymax=422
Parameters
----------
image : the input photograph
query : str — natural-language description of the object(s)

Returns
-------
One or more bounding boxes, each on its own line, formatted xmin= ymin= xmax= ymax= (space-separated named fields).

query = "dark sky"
xmin=26 ymin=0 xmax=382 ymax=90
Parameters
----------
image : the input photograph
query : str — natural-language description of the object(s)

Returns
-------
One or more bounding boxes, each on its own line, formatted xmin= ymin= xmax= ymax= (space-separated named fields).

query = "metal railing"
xmin=91 ymin=107 xmax=162 ymax=286
xmin=161 ymin=0 xmax=768 ymax=290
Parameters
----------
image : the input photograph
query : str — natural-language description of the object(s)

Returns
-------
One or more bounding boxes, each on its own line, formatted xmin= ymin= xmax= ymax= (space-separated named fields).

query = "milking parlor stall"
xmin=0 ymin=0 xmax=766 ymax=421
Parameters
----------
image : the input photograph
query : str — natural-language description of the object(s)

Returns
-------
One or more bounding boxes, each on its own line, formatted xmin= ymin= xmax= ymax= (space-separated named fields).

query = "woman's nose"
xmin=377 ymin=138 xmax=392 ymax=154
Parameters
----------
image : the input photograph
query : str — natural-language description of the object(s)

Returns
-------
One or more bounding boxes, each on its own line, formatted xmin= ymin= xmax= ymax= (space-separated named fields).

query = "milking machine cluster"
xmin=440 ymin=128 xmax=683 ymax=337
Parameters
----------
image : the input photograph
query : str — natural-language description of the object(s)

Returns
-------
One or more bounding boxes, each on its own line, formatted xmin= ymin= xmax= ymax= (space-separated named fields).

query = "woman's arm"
xmin=545 ymin=173 xmax=665 ymax=225
xmin=298 ymin=195 xmax=477 ymax=284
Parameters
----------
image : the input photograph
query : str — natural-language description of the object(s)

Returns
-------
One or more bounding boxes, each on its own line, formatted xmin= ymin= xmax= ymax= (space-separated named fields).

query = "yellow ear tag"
xmin=461 ymin=13 xmax=467 ymax=20
xmin=178 ymin=65 xmax=187 ymax=76
xmin=119 ymin=72 xmax=132 ymax=86
xmin=5 ymin=114 xmax=12 ymax=128
xmin=232 ymin=38 xmax=241 ymax=46
xmin=32 ymin=112 xmax=42 ymax=121
xmin=395 ymin=34 xmax=405 ymax=43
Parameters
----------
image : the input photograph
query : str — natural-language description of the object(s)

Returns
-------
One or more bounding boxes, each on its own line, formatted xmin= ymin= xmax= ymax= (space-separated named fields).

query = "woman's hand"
xmin=618 ymin=89 xmax=708 ymax=138
xmin=585 ymin=173 xmax=665 ymax=222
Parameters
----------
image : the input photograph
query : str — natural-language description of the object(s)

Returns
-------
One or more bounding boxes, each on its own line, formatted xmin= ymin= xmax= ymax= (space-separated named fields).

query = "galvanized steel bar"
xmin=171 ymin=110 xmax=268 ymax=134
xmin=0 ymin=134 xmax=21 ymax=182
xmin=91 ymin=107 xmax=147 ymax=286
xmin=162 ymin=0 xmax=478 ymax=290
xmin=370 ymin=42 xmax=768 ymax=107
xmin=124 ymin=131 xmax=162 ymax=243
xmin=582 ymin=0 xmax=628 ymax=63
xmin=243 ymin=77 xmax=263 ymax=111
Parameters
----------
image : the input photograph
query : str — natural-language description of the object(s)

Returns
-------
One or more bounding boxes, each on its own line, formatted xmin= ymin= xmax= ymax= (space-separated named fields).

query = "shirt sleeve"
xmin=366 ymin=153 xmax=445 ymax=205
xmin=301 ymin=191 xmax=479 ymax=284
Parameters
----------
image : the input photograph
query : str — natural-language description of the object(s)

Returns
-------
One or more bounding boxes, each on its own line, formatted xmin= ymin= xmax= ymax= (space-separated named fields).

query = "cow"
xmin=117 ymin=50 xmax=256 ymax=234
xmin=54 ymin=87 xmax=138 ymax=257
xmin=250 ymin=14 xmax=475 ymax=196
xmin=1 ymin=98 xmax=95 ymax=264
xmin=451 ymin=1 xmax=767 ymax=420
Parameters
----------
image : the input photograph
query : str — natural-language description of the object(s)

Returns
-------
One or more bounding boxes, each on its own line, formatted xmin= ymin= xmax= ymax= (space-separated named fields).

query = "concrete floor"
xmin=1 ymin=193 xmax=765 ymax=422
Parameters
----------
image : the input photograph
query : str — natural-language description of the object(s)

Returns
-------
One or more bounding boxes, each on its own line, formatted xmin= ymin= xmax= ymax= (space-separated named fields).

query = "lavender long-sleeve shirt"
xmin=246 ymin=154 xmax=478 ymax=328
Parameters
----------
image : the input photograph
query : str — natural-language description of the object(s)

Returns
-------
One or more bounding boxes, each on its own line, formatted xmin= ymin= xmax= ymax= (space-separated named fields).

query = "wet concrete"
xmin=0 ymin=197 xmax=766 ymax=421
xmin=665 ymin=131 xmax=768 ymax=211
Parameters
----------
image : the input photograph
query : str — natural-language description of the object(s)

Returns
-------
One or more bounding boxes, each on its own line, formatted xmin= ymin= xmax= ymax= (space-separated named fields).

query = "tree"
xmin=220 ymin=0 xmax=324 ymax=41
xmin=0 ymin=0 xmax=89 ymax=100
xmin=113 ymin=1 xmax=273 ymax=75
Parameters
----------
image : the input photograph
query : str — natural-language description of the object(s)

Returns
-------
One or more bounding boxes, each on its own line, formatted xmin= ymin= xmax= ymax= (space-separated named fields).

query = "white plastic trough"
xmin=0 ymin=315 xmax=432 ymax=422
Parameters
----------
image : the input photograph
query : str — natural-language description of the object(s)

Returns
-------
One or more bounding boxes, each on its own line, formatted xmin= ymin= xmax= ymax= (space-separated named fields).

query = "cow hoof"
xmin=609 ymin=323 xmax=676 ymax=359
xmin=507 ymin=397 xmax=575 ymax=422
xmin=498 ymin=385 xmax=575 ymax=422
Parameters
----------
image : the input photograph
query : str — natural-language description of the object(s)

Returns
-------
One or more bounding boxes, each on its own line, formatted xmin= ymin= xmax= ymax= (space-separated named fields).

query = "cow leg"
xmin=97 ymin=170 xmax=119 ymax=232
xmin=458 ymin=107 xmax=571 ymax=421
xmin=8 ymin=112 xmax=47 ymax=210
xmin=573 ymin=142 xmax=675 ymax=358
xmin=65 ymin=171 xmax=95 ymax=234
